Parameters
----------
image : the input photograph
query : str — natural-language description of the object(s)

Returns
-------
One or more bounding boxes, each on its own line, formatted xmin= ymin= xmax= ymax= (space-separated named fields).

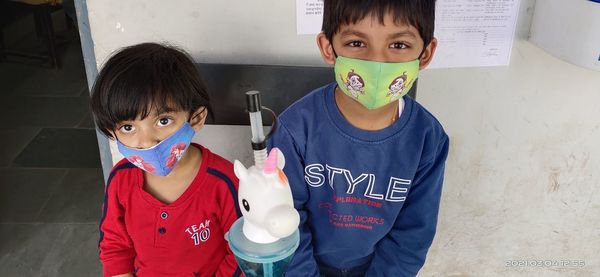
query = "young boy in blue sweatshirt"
xmin=268 ymin=1 xmax=449 ymax=276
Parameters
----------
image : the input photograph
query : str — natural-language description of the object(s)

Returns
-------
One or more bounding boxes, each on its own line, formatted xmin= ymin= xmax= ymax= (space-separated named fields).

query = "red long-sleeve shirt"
xmin=99 ymin=144 xmax=242 ymax=277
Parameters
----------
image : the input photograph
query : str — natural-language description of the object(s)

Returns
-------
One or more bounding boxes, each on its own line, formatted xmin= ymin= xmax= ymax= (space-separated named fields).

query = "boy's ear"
xmin=419 ymin=37 xmax=438 ymax=70
xmin=190 ymin=107 xmax=208 ymax=132
xmin=316 ymin=32 xmax=336 ymax=65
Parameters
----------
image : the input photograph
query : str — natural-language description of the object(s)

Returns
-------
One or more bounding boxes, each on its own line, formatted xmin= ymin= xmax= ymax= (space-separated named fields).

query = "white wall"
xmin=418 ymin=39 xmax=600 ymax=276
xmin=529 ymin=0 xmax=600 ymax=71
xmin=88 ymin=1 xmax=322 ymax=67
xmin=87 ymin=0 xmax=600 ymax=275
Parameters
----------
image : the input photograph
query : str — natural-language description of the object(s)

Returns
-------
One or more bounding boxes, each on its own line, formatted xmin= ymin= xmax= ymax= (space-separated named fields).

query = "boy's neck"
xmin=334 ymin=87 xmax=399 ymax=131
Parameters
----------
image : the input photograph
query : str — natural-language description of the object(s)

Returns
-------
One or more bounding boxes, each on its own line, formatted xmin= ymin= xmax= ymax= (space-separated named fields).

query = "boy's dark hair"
xmin=322 ymin=0 xmax=436 ymax=48
xmin=90 ymin=42 xmax=211 ymax=138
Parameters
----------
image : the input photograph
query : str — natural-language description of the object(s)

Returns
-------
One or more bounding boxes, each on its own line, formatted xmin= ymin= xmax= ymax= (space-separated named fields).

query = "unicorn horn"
xmin=263 ymin=148 xmax=278 ymax=175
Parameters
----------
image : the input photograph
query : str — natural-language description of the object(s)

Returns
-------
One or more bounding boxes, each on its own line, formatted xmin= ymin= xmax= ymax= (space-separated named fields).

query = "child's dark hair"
xmin=322 ymin=0 xmax=436 ymax=47
xmin=90 ymin=42 xmax=212 ymax=139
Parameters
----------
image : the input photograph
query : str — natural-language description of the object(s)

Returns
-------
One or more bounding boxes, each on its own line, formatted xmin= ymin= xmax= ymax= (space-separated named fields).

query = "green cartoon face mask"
xmin=334 ymin=56 xmax=419 ymax=110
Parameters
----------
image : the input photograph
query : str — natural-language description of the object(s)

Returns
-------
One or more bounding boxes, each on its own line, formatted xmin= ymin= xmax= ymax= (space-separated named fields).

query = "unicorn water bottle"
xmin=225 ymin=91 xmax=300 ymax=277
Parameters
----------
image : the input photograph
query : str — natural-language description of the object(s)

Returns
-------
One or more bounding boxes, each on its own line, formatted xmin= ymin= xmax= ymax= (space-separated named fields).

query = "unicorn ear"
xmin=269 ymin=148 xmax=286 ymax=170
xmin=277 ymin=149 xmax=285 ymax=170
xmin=233 ymin=160 xmax=248 ymax=180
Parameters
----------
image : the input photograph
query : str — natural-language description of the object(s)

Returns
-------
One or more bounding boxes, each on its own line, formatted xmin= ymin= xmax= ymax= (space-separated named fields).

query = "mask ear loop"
xmin=112 ymin=126 xmax=128 ymax=147
xmin=113 ymin=131 xmax=121 ymax=143
xmin=417 ymin=40 xmax=429 ymax=60
xmin=187 ymin=106 xmax=207 ymax=124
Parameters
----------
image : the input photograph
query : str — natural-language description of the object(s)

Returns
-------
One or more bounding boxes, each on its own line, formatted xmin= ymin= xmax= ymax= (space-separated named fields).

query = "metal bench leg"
xmin=39 ymin=5 xmax=58 ymax=68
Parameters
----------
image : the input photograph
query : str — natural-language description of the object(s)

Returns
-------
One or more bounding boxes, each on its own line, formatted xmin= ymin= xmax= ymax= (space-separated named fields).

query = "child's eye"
xmin=390 ymin=42 xmax=408 ymax=49
xmin=347 ymin=41 xmax=366 ymax=48
xmin=119 ymin=124 xmax=135 ymax=134
xmin=157 ymin=117 xmax=173 ymax=127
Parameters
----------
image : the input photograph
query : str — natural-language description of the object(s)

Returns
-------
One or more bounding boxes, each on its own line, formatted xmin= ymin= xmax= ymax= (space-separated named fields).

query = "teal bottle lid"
xmin=226 ymin=218 xmax=300 ymax=263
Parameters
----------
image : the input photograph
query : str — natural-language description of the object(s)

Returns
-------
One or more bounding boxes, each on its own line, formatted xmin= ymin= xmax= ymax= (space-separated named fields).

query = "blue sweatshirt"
xmin=267 ymin=83 xmax=449 ymax=277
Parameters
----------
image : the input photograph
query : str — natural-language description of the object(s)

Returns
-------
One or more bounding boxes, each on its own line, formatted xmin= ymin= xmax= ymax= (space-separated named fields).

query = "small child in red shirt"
xmin=90 ymin=43 xmax=242 ymax=277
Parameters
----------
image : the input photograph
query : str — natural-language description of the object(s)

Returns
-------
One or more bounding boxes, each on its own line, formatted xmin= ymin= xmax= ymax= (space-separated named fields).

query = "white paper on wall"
xmin=296 ymin=0 xmax=324 ymax=35
xmin=295 ymin=0 xmax=520 ymax=68
xmin=430 ymin=0 xmax=520 ymax=68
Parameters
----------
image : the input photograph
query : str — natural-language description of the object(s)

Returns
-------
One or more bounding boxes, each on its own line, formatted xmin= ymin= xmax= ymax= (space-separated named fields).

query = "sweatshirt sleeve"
xmin=215 ymin=171 xmax=243 ymax=277
xmin=366 ymin=135 xmax=449 ymax=277
xmin=99 ymin=172 xmax=136 ymax=277
xmin=268 ymin=121 xmax=320 ymax=277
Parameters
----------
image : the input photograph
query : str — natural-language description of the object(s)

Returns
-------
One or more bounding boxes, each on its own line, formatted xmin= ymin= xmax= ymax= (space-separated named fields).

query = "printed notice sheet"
xmin=429 ymin=0 xmax=520 ymax=68
xmin=296 ymin=0 xmax=324 ymax=35
xmin=295 ymin=0 xmax=520 ymax=68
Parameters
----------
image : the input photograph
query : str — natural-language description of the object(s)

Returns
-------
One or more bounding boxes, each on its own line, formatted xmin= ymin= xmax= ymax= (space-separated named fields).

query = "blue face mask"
xmin=117 ymin=122 xmax=196 ymax=176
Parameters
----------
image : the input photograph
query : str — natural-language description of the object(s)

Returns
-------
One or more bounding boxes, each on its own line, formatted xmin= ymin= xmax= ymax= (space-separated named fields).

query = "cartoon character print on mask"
xmin=386 ymin=72 xmax=412 ymax=101
xmin=341 ymin=70 xmax=365 ymax=98
xmin=166 ymin=143 xmax=187 ymax=169
xmin=127 ymin=155 xmax=156 ymax=173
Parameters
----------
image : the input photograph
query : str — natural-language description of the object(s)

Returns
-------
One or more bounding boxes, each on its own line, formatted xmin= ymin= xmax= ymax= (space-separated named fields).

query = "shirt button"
xmin=158 ymin=227 xmax=166 ymax=234
xmin=160 ymin=211 xmax=168 ymax=219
